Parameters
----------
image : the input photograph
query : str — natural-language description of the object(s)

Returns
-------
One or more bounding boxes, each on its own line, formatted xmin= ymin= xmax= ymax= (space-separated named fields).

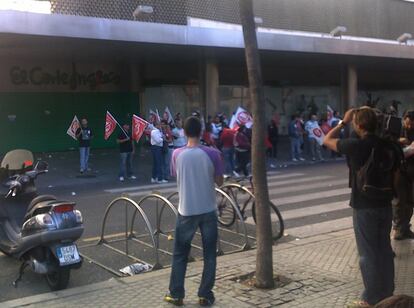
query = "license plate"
xmin=56 ymin=245 xmax=80 ymax=266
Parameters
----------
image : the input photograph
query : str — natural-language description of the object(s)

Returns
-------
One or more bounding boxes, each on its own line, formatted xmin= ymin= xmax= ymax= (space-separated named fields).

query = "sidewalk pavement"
xmin=3 ymin=228 xmax=413 ymax=308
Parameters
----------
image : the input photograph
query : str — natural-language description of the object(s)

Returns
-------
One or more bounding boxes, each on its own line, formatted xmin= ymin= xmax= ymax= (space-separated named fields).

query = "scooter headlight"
xmin=74 ymin=210 xmax=83 ymax=224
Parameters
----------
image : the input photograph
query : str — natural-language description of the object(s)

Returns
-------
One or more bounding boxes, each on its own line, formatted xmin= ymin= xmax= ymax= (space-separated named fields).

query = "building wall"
xmin=0 ymin=61 xmax=139 ymax=153
xmin=51 ymin=0 xmax=414 ymax=40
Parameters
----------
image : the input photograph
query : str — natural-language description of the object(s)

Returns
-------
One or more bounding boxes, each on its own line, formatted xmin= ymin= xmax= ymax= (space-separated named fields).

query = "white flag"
xmin=67 ymin=115 xmax=80 ymax=140
xmin=305 ymin=121 xmax=325 ymax=146
xmin=327 ymin=105 xmax=334 ymax=127
xmin=229 ymin=107 xmax=253 ymax=129
xmin=163 ymin=107 xmax=174 ymax=125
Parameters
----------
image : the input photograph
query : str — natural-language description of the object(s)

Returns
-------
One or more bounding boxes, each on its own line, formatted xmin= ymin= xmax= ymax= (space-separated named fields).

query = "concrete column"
xmin=129 ymin=63 xmax=144 ymax=114
xmin=198 ymin=59 xmax=207 ymax=117
xmin=202 ymin=59 xmax=220 ymax=117
xmin=339 ymin=65 xmax=348 ymax=114
xmin=347 ymin=64 xmax=358 ymax=108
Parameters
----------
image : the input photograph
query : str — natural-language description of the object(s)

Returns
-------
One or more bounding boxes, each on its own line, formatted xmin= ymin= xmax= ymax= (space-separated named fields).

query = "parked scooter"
xmin=0 ymin=149 xmax=84 ymax=290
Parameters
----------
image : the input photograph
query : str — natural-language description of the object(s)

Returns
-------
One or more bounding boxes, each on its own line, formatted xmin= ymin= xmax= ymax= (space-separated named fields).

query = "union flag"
xmin=132 ymin=115 xmax=148 ymax=142
xmin=66 ymin=115 xmax=80 ymax=140
xmin=104 ymin=111 xmax=118 ymax=140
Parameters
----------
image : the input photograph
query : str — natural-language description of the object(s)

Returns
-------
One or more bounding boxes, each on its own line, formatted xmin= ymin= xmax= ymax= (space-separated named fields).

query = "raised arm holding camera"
xmin=324 ymin=107 xmax=401 ymax=307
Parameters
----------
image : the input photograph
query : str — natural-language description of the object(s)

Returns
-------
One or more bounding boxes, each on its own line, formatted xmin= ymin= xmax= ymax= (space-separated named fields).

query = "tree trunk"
xmin=239 ymin=0 xmax=274 ymax=288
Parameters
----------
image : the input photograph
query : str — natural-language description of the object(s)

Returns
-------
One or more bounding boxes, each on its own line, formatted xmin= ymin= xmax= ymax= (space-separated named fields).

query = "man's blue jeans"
xmin=222 ymin=147 xmax=235 ymax=175
xmin=79 ymin=147 xmax=90 ymax=172
xmin=169 ymin=211 xmax=218 ymax=301
xmin=151 ymin=145 xmax=163 ymax=181
xmin=119 ymin=152 xmax=133 ymax=178
xmin=353 ymin=207 xmax=394 ymax=305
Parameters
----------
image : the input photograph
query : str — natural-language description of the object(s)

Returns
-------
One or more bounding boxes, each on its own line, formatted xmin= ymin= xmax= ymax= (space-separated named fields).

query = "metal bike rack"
xmin=129 ymin=193 xmax=179 ymax=258
xmin=80 ymin=196 xmax=162 ymax=277
xmin=80 ymin=187 xmax=252 ymax=277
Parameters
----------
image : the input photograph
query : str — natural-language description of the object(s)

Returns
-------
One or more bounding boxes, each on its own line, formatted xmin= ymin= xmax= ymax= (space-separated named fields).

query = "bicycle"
xmin=218 ymin=176 xmax=284 ymax=241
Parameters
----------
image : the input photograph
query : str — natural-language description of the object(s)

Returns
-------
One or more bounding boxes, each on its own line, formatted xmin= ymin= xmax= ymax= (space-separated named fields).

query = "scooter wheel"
xmin=45 ymin=267 xmax=70 ymax=291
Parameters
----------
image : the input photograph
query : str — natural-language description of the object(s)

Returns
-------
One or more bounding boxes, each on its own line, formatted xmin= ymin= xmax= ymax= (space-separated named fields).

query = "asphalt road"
xmin=0 ymin=160 xmax=351 ymax=302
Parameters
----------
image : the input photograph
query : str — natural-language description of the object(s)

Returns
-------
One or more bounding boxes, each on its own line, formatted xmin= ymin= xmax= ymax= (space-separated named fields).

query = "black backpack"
xmin=356 ymin=139 xmax=401 ymax=200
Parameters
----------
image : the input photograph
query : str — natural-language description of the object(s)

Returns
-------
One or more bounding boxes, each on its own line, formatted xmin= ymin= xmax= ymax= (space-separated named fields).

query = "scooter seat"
xmin=27 ymin=195 xmax=56 ymax=214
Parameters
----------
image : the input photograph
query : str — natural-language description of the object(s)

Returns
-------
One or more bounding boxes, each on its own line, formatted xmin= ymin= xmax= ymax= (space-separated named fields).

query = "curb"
xmin=1 ymin=228 xmax=355 ymax=307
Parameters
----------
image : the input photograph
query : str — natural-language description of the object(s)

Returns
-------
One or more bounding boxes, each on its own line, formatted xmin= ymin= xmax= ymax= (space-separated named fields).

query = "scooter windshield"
xmin=1 ymin=149 xmax=34 ymax=171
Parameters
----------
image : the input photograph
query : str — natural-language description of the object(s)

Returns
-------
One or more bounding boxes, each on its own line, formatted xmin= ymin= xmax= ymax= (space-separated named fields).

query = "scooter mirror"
xmin=35 ymin=161 xmax=48 ymax=172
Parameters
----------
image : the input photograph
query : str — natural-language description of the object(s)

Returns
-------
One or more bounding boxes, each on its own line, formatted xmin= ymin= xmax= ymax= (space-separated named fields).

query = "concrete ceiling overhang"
xmin=1 ymin=11 xmax=414 ymax=89
xmin=1 ymin=10 xmax=414 ymax=61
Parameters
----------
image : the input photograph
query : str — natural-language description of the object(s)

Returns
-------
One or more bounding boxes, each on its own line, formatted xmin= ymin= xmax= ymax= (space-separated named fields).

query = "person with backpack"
xmin=324 ymin=107 xmax=399 ymax=308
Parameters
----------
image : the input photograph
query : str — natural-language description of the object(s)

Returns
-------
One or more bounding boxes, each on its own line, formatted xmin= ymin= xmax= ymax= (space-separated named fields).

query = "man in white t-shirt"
xmin=164 ymin=117 xmax=223 ymax=307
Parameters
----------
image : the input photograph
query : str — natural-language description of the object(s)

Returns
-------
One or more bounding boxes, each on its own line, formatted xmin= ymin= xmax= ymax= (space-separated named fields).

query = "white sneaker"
xmin=292 ymin=158 xmax=298 ymax=162
xmin=129 ymin=175 xmax=137 ymax=180
xmin=299 ymin=157 xmax=305 ymax=161
xmin=158 ymin=179 xmax=168 ymax=184
xmin=270 ymin=164 xmax=276 ymax=168
xmin=233 ymin=171 xmax=240 ymax=177
xmin=151 ymin=178 xmax=157 ymax=183
xmin=119 ymin=176 xmax=125 ymax=182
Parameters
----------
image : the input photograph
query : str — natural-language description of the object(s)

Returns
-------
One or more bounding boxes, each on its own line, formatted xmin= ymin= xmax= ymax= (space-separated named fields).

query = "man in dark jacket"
xmin=393 ymin=110 xmax=414 ymax=240
xmin=267 ymin=118 xmax=279 ymax=159
xmin=76 ymin=118 xmax=93 ymax=174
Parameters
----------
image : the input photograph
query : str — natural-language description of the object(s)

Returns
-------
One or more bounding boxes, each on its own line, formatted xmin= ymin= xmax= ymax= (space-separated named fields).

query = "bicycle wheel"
xmin=252 ymin=201 xmax=284 ymax=240
xmin=216 ymin=189 xmax=236 ymax=227
xmin=220 ymin=184 xmax=255 ymax=216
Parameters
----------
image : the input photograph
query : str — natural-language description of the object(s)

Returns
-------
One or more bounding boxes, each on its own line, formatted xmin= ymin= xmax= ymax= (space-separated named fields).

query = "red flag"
xmin=104 ymin=111 xmax=117 ymax=140
xmin=132 ymin=115 xmax=148 ymax=142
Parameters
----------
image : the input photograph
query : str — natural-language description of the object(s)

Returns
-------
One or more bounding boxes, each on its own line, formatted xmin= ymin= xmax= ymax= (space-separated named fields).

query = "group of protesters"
xmin=288 ymin=109 xmax=342 ymax=162
xmin=146 ymin=110 xmax=259 ymax=182
xmin=73 ymin=106 xmax=347 ymax=183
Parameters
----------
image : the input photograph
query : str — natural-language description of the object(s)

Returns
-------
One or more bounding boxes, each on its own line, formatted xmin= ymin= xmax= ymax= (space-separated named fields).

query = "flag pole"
xmin=107 ymin=111 xmax=129 ymax=138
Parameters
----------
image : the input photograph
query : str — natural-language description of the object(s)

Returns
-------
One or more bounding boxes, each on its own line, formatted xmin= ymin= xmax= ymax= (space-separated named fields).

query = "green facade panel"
xmin=0 ymin=92 xmax=139 ymax=154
